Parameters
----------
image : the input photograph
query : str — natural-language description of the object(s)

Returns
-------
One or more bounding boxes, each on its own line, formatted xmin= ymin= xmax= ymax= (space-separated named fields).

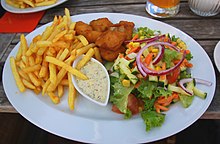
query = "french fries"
xmin=76 ymin=48 xmax=95 ymax=70
xmin=45 ymin=56 xmax=88 ymax=80
xmin=94 ymin=47 xmax=102 ymax=63
xmin=68 ymin=72 xmax=77 ymax=110
xmin=10 ymin=8 xmax=103 ymax=111
xmin=6 ymin=0 xmax=57 ymax=9
xmin=10 ymin=57 xmax=26 ymax=92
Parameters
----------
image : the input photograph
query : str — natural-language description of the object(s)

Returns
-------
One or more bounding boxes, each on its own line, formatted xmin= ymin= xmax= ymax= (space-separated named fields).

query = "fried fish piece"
xmin=99 ymin=46 xmax=126 ymax=61
xmin=95 ymin=30 xmax=126 ymax=51
xmin=75 ymin=21 xmax=93 ymax=35
xmin=90 ymin=18 xmax=113 ymax=32
xmin=83 ymin=30 xmax=102 ymax=43
xmin=109 ymin=21 xmax=135 ymax=40
xmin=119 ymin=21 xmax=134 ymax=40
xmin=75 ymin=21 xmax=102 ymax=43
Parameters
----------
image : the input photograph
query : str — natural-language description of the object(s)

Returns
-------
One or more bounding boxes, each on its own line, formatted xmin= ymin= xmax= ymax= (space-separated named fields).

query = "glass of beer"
xmin=146 ymin=0 xmax=180 ymax=18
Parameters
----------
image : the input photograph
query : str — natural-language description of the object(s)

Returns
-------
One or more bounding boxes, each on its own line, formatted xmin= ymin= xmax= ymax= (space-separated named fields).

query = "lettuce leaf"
xmin=180 ymin=70 xmax=191 ymax=79
xmin=141 ymin=111 xmax=165 ymax=131
xmin=137 ymin=80 xmax=172 ymax=99
xmin=154 ymin=87 xmax=172 ymax=98
xmin=163 ymin=49 xmax=181 ymax=68
xmin=185 ymin=52 xmax=193 ymax=61
xmin=137 ymin=80 xmax=157 ymax=99
xmin=136 ymin=27 xmax=160 ymax=38
xmin=110 ymin=77 xmax=134 ymax=114
xmin=144 ymin=98 xmax=156 ymax=111
xmin=179 ymin=94 xmax=194 ymax=108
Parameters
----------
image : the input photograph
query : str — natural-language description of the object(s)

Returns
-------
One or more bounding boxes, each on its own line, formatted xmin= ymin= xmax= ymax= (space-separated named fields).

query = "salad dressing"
xmin=76 ymin=61 xmax=108 ymax=103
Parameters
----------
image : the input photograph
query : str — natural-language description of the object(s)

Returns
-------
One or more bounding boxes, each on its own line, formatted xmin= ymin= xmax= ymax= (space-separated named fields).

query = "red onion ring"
xmin=155 ymin=41 xmax=180 ymax=52
xmin=137 ymin=63 xmax=147 ymax=77
xmin=194 ymin=78 xmax=212 ymax=86
xmin=141 ymin=51 xmax=186 ymax=76
xmin=178 ymin=78 xmax=212 ymax=96
xmin=152 ymin=45 xmax=164 ymax=65
xmin=178 ymin=78 xmax=194 ymax=95
xmin=136 ymin=41 xmax=184 ymax=76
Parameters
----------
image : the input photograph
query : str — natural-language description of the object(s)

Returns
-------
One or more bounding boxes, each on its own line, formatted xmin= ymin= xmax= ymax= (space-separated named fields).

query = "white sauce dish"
xmin=72 ymin=55 xmax=110 ymax=106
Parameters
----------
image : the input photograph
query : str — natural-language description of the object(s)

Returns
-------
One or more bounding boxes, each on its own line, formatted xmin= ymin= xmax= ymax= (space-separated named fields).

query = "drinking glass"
xmin=146 ymin=0 xmax=180 ymax=18
xmin=189 ymin=0 xmax=220 ymax=17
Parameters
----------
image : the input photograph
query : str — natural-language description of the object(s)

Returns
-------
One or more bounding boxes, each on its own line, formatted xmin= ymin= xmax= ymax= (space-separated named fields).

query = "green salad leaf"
xmin=143 ymin=98 xmax=156 ymax=111
xmin=180 ymin=70 xmax=191 ymax=79
xmin=154 ymin=87 xmax=172 ymax=98
xmin=110 ymin=76 xmax=134 ymax=114
xmin=135 ymin=27 xmax=160 ymax=38
xmin=137 ymin=80 xmax=172 ymax=99
xmin=163 ymin=49 xmax=180 ymax=68
xmin=171 ymin=35 xmax=179 ymax=42
xmin=137 ymin=80 xmax=157 ymax=99
xmin=141 ymin=111 xmax=165 ymax=131
xmin=179 ymin=94 xmax=194 ymax=108
xmin=185 ymin=52 xmax=193 ymax=61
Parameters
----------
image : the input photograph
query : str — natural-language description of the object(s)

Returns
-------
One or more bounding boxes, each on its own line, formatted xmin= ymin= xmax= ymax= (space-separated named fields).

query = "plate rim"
xmin=1 ymin=0 xmax=68 ymax=13
xmin=214 ymin=41 xmax=220 ymax=72
xmin=2 ymin=12 xmax=216 ymax=143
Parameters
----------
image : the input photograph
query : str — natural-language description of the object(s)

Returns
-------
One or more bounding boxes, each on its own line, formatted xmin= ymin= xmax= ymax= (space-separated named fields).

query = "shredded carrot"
xmin=124 ymin=56 xmax=131 ymax=60
xmin=132 ymin=61 xmax=137 ymax=67
xmin=183 ymin=59 xmax=193 ymax=68
xmin=158 ymin=104 xmax=169 ymax=111
xmin=154 ymin=92 xmax=179 ymax=113
xmin=172 ymin=92 xmax=179 ymax=99
xmin=146 ymin=66 xmax=155 ymax=71
xmin=155 ymin=103 xmax=169 ymax=111
xmin=155 ymin=106 xmax=161 ymax=113
xmin=119 ymin=53 xmax=124 ymax=58
xmin=181 ymin=49 xmax=191 ymax=54
xmin=144 ymin=53 xmax=153 ymax=66
xmin=171 ymin=41 xmax=177 ymax=46
xmin=161 ymin=62 xmax=166 ymax=70
xmin=159 ymin=62 xmax=166 ymax=80
xmin=184 ymin=60 xmax=193 ymax=68
xmin=157 ymin=96 xmax=173 ymax=104
xmin=165 ymin=45 xmax=174 ymax=51
xmin=127 ymin=46 xmax=140 ymax=54
xmin=173 ymin=58 xmax=193 ymax=68
xmin=162 ymin=102 xmax=172 ymax=107
xmin=163 ymin=36 xmax=169 ymax=42
xmin=132 ymin=34 xmax=139 ymax=40
xmin=134 ymin=81 xmax=141 ymax=88
xmin=157 ymin=92 xmax=178 ymax=104
xmin=173 ymin=59 xmax=180 ymax=65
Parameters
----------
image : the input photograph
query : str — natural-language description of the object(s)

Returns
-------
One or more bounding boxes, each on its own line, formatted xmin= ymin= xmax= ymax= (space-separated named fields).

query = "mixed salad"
xmin=105 ymin=27 xmax=212 ymax=131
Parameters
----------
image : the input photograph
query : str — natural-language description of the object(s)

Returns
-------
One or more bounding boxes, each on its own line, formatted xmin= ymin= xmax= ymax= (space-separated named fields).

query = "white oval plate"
xmin=1 ymin=0 xmax=68 ymax=13
xmin=214 ymin=41 xmax=220 ymax=72
xmin=3 ymin=13 xmax=216 ymax=143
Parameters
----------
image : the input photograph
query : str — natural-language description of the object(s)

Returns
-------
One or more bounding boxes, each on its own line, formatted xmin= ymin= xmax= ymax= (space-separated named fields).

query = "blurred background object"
xmin=188 ymin=0 xmax=220 ymax=16
xmin=145 ymin=0 xmax=180 ymax=18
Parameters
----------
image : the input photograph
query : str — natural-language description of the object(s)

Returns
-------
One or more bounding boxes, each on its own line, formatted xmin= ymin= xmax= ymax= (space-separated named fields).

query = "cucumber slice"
xmin=148 ymin=63 xmax=158 ymax=82
xmin=179 ymin=94 xmax=194 ymax=108
xmin=193 ymin=87 xmax=207 ymax=99
xmin=186 ymin=79 xmax=195 ymax=94
xmin=168 ymin=84 xmax=191 ymax=96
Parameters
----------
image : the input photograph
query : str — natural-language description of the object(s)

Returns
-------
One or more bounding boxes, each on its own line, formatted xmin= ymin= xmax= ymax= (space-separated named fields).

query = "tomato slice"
xmin=111 ymin=94 xmax=144 ymax=115
xmin=112 ymin=104 xmax=123 ymax=114
xmin=167 ymin=67 xmax=180 ymax=84
xmin=127 ymin=94 xmax=139 ymax=115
